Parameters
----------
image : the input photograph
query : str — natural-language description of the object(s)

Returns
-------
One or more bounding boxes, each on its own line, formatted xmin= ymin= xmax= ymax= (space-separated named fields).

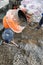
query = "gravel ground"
xmin=0 ymin=24 xmax=43 ymax=65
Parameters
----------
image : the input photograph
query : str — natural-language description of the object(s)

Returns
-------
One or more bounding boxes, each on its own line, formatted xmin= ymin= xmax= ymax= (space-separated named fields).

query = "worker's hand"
xmin=11 ymin=40 xmax=19 ymax=48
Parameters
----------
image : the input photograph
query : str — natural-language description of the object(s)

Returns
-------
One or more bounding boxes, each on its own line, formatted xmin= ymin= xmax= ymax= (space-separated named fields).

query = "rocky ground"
xmin=0 ymin=23 xmax=43 ymax=65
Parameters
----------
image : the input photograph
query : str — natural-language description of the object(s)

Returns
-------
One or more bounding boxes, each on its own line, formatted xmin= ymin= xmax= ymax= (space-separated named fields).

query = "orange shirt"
xmin=3 ymin=16 xmax=25 ymax=33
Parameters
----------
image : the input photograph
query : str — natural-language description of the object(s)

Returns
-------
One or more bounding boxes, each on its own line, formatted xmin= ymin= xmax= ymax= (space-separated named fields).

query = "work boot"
xmin=35 ymin=25 xmax=41 ymax=30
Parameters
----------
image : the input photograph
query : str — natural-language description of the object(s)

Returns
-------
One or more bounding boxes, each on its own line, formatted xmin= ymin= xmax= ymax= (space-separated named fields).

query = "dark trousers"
xmin=39 ymin=17 xmax=43 ymax=26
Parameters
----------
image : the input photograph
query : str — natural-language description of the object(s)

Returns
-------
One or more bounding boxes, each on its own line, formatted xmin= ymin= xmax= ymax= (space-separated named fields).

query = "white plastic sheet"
xmin=20 ymin=0 xmax=43 ymax=22
xmin=0 ymin=0 xmax=9 ymax=9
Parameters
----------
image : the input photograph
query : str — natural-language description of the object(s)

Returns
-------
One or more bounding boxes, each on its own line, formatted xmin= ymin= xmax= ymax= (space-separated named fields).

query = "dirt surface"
xmin=0 ymin=24 xmax=43 ymax=65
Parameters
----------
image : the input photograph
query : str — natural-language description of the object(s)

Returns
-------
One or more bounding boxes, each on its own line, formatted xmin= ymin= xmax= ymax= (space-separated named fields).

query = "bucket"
xmin=3 ymin=9 xmax=27 ymax=33
xmin=18 ymin=10 xmax=27 ymax=27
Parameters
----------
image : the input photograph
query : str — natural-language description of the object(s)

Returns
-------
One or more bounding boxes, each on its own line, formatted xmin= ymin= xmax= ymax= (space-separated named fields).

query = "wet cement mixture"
xmin=0 ymin=23 xmax=43 ymax=65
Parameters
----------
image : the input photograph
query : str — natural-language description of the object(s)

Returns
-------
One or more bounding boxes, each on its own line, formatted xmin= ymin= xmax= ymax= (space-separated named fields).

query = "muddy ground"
xmin=0 ymin=23 xmax=43 ymax=65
